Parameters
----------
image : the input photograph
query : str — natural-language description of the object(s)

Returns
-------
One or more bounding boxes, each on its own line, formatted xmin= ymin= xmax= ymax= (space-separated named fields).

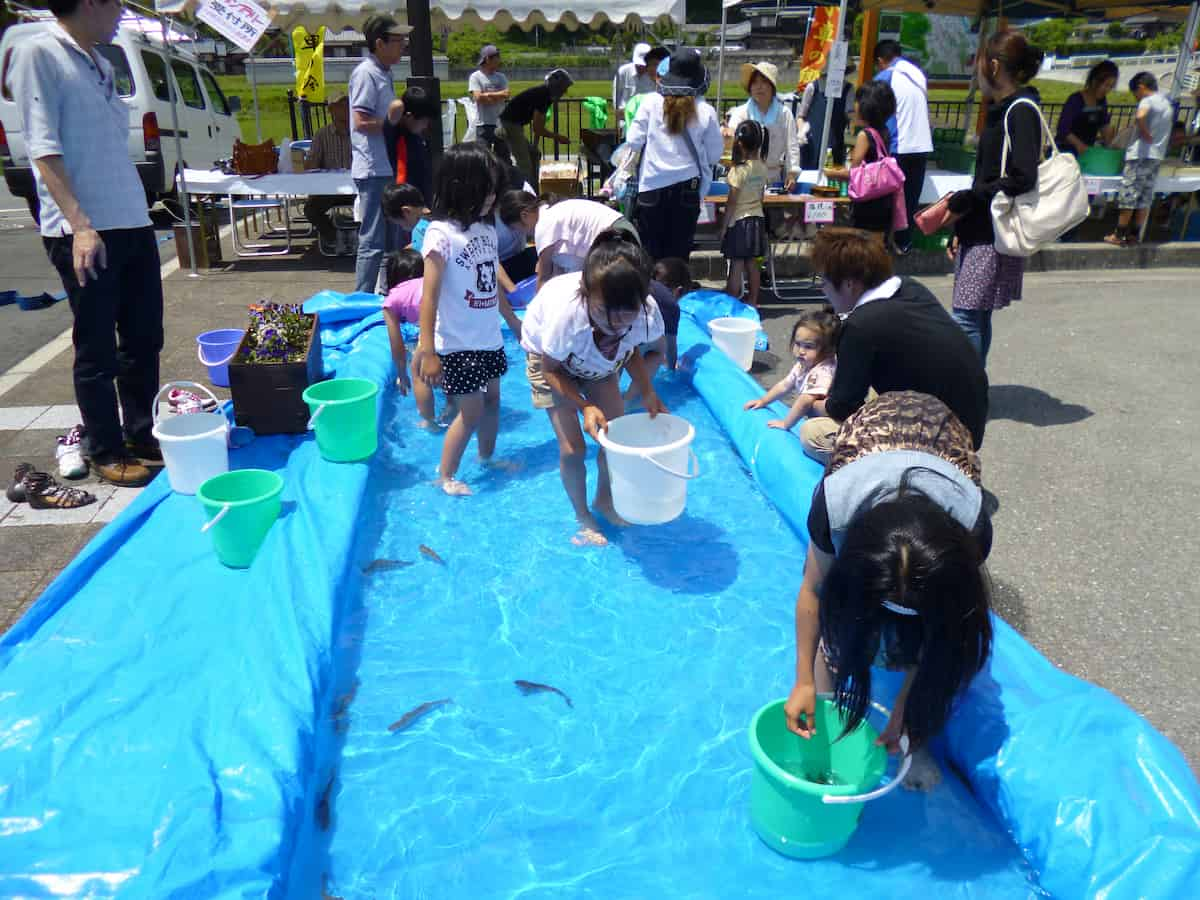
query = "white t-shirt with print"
xmin=521 ymin=272 xmax=665 ymax=380
xmin=534 ymin=199 xmax=621 ymax=267
xmin=421 ymin=219 xmax=503 ymax=354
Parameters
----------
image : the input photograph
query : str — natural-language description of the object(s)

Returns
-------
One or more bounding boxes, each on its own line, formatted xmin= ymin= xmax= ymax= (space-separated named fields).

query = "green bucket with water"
xmin=197 ymin=469 xmax=284 ymax=569
xmin=302 ymin=377 xmax=380 ymax=463
xmin=1078 ymin=145 xmax=1125 ymax=177
xmin=748 ymin=698 xmax=910 ymax=859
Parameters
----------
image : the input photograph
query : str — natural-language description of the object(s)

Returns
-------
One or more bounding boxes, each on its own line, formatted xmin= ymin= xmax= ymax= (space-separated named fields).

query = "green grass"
xmin=216 ymin=74 xmax=1135 ymax=145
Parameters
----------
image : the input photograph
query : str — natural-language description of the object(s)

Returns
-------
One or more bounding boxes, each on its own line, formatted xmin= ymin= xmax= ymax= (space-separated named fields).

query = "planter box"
xmin=228 ymin=313 xmax=324 ymax=435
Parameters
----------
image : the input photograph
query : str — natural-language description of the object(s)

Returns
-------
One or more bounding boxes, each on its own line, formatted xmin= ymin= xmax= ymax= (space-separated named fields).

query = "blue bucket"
xmin=197 ymin=329 xmax=244 ymax=388
xmin=509 ymin=275 xmax=537 ymax=309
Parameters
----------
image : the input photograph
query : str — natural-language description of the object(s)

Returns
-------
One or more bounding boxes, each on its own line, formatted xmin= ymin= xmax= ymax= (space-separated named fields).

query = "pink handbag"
xmin=914 ymin=192 xmax=958 ymax=235
xmin=848 ymin=128 xmax=905 ymax=202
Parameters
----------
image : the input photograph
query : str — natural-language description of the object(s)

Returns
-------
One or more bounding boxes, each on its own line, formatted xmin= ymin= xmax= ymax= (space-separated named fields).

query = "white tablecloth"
xmin=179 ymin=168 xmax=355 ymax=197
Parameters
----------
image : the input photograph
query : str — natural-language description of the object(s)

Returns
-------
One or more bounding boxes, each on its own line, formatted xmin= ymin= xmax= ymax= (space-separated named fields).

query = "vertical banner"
xmin=293 ymin=26 xmax=326 ymax=102
xmin=797 ymin=7 xmax=839 ymax=89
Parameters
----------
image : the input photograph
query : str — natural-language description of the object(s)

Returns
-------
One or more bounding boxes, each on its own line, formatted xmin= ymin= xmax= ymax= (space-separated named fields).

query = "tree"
xmin=1106 ymin=22 xmax=1125 ymax=40
xmin=446 ymin=24 xmax=503 ymax=67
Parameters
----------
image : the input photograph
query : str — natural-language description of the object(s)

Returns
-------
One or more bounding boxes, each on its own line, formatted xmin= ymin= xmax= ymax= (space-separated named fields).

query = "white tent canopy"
xmin=260 ymin=1 xmax=684 ymax=30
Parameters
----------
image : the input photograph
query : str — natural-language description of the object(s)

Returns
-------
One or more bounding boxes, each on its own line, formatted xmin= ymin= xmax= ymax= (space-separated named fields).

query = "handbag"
xmin=233 ymin=139 xmax=278 ymax=176
xmin=915 ymin=192 xmax=958 ymax=235
xmin=991 ymin=98 xmax=1089 ymax=257
xmin=848 ymin=128 xmax=905 ymax=202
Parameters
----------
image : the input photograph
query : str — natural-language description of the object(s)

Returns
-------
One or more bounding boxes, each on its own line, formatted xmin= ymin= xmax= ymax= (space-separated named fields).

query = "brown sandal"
xmin=24 ymin=472 xmax=96 ymax=510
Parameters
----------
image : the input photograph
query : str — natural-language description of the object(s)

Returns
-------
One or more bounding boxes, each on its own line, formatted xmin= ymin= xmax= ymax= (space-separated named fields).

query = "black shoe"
xmin=6 ymin=463 xmax=37 ymax=503
xmin=24 ymin=472 xmax=96 ymax=510
xmin=124 ymin=438 xmax=163 ymax=462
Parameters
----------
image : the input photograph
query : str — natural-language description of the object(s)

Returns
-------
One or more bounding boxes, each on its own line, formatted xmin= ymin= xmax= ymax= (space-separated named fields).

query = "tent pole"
xmin=813 ymin=0 xmax=849 ymax=184
xmin=716 ymin=3 xmax=729 ymax=112
xmin=249 ymin=51 xmax=262 ymax=142
xmin=1167 ymin=0 xmax=1200 ymax=103
xmin=161 ymin=15 xmax=199 ymax=278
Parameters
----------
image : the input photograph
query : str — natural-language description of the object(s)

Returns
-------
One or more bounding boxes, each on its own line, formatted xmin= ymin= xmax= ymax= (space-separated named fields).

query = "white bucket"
xmin=151 ymin=381 xmax=229 ymax=495
xmin=595 ymin=413 xmax=700 ymax=525
xmin=709 ymin=316 xmax=760 ymax=371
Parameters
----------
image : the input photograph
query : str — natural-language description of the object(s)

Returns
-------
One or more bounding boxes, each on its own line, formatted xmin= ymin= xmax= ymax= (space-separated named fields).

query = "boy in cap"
xmin=469 ymin=44 xmax=510 ymax=149
xmin=613 ymin=42 xmax=655 ymax=127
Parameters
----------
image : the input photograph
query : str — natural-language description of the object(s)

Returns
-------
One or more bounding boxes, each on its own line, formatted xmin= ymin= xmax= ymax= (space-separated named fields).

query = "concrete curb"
xmin=688 ymin=241 xmax=1200 ymax=280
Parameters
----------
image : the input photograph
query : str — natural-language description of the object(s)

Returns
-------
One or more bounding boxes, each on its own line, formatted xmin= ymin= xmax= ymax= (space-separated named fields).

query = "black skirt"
xmin=722 ymin=215 xmax=769 ymax=259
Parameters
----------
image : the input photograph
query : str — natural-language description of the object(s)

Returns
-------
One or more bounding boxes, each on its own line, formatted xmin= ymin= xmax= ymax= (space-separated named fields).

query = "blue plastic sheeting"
xmin=679 ymin=289 xmax=770 ymax=351
xmin=0 ymin=295 xmax=395 ymax=897
xmin=677 ymin=308 xmax=1200 ymax=899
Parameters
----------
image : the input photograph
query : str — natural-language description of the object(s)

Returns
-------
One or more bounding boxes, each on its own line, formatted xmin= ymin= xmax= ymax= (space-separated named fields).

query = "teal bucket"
xmin=748 ymin=698 xmax=911 ymax=859
xmin=197 ymin=469 xmax=284 ymax=569
xmin=302 ymin=377 xmax=379 ymax=462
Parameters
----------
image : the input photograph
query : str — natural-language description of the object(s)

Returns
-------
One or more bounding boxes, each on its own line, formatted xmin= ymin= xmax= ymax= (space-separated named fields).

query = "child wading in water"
xmin=417 ymin=142 xmax=515 ymax=496
xmin=521 ymin=231 xmax=667 ymax=546
xmin=381 ymin=249 xmax=447 ymax=428
xmin=720 ymin=120 xmax=769 ymax=307
xmin=744 ymin=307 xmax=839 ymax=430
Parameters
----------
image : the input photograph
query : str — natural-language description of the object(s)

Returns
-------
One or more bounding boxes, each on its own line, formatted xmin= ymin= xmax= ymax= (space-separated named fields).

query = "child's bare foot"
xmin=570 ymin=515 xmax=608 ymax=547
xmin=439 ymin=478 xmax=472 ymax=497
xmin=415 ymin=418 xmax=440 ymax=432
xmin=593 ymin=500 xmax=629 ymax=528
xmin=481 ymin=457 xmax=523 ymax=473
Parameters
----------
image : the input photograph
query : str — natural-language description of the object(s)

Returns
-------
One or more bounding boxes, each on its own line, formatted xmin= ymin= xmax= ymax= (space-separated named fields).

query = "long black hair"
xmin=731 ymin=119 xmax=769 ymax=166
xmin=820 ymin=473 xmax=993 ymax=747
xmin=578 ymin=229 xmax=652 ymax=326
xmin=854 ymin=81 xmax=896 ymax=150
xmin=431 ymin=142 xmax=499 ymax=229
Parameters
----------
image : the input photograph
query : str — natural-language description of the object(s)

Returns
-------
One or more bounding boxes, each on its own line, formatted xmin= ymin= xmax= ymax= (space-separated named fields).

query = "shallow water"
xmin=323 ymin=338 xmax=1043 ymax=898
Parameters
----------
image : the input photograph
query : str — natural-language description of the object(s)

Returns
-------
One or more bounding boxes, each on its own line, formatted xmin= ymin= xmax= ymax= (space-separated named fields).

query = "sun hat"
xmin=477 ymin=44 xmax=500 ymax=66
xmin=740 ymin=61 xmax=779 ymax=93
xmin=659 ymin=48 xmax=709 ymax=97
xmin=632 ymin=42 xmax=652 ymax=66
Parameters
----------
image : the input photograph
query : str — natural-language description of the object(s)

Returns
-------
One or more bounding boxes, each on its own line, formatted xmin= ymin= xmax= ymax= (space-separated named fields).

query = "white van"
xmin=0 ymin=19 xmax=242 ymax=221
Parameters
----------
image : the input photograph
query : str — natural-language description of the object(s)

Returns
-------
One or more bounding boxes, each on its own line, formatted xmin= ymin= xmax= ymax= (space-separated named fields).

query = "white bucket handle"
xmin=307 ymin=403 xmax=328 ymax=430
xmin=819 ymin=696 xmax=912 ymax=805
xmin=641 ymin=446 xmax=701 ymax=480
xmin=201 ymin=503 xmax=231 ymax=534
xmin=153 ymin=380 xmax=223 ymax=427
xmin=197 ymin=338 xmax=241 ymax=369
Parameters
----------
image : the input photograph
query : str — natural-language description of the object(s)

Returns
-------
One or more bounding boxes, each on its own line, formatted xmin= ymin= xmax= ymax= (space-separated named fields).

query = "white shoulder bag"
xmin=991 ymin=97 xmax=1089 ymax=257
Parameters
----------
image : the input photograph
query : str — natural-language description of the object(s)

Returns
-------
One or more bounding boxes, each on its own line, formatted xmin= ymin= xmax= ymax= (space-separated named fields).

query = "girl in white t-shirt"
xmin=743 ymin=307 xmax=839 ymax=431
xmin=533 ymin=198 xmax=640 ymax=290
xmin=417 ymin=143 xmax=516 ymax=496
xmin=521 ymin=230 xmax=667 ymax=546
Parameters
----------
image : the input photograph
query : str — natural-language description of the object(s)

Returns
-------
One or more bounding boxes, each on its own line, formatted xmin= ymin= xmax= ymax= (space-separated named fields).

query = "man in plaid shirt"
xmin=303 ymin=93 xmax=353 ymax=252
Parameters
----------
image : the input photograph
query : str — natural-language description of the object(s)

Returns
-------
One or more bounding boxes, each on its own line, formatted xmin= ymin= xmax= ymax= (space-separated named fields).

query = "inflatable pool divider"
xmin=0 ymin=289 xmax=1195 ymax=897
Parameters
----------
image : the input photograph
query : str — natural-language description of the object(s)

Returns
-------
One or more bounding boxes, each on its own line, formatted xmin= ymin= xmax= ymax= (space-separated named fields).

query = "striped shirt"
xmin=10 ymin=24 xmax=150 ymax=237
xmin=308 ymin=123 xmax=352 ymax=170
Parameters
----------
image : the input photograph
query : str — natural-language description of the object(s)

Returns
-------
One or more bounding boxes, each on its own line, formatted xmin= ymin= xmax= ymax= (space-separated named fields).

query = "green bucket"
xmin=197 ymin=469 xmax=284 ymax=569
xmin=748 ymin=698 xmax=909 ymax=859
xmin=1078 ymin=145 xmax=1124 ymax=177
xmin=302 ymin=377 xmax=380 ymax=463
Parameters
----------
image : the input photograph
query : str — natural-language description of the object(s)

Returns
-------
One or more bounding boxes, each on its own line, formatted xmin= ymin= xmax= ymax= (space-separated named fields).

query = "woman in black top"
xmin=848 ymin=81 xmax=897 ymax=238
xmin=947 ymin=31 xmax=1044 ymax=367
xmin=1055 ymin=60 xmax=1118 ymax=156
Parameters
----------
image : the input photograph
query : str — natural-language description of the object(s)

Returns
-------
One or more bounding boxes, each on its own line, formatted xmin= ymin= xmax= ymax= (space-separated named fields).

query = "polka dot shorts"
xmin=438 ymin=348 xmax=508 ymax=396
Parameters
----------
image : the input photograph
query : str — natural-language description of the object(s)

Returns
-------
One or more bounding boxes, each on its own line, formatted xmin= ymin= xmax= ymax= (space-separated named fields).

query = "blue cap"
xmin=658 ymin=56 xmax=670 ymax=77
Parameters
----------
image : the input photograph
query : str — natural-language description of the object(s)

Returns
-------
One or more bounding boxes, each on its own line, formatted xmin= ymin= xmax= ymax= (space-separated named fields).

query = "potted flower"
xmin=228 ymin=303 xmax=324 ymax=434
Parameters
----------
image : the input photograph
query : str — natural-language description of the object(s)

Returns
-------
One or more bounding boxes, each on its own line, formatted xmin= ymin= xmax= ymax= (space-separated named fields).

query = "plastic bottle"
xmin=278 ymin=138 xmax=293 ymax=173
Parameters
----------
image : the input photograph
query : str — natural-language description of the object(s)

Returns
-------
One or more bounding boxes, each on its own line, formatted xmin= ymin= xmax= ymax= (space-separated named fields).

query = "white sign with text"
xmin=196 ymin=0 xmax=271 ymax=53
xmin=804 ymin=200 xmax=836 ymax=224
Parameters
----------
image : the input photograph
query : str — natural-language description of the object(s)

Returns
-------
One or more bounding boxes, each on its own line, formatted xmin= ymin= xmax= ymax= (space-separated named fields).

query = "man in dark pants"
xmin=874 ymin=39 xmax=933 ymax=253
xmin=11 ymin=0 xmax=163 ymax=486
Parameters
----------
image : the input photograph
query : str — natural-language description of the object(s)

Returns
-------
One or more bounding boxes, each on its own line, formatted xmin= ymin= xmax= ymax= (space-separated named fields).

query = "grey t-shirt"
xmin=1128 ymin=93 xmax=1174 ymax=162
xmin=349 ymin=55 xmax=395 ymax=179
xmin=469 ymin=69 xmax=509 ymax=127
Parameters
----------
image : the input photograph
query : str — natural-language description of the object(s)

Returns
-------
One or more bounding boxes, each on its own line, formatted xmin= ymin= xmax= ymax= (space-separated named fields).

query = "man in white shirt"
xmin=468 ymin=44 xmax=510 ymax=150
xmin=11 ymin=0 xmax=163 ymax=486
xmin=350 ymin=14 xmax=411 ymax=293
xmin=873 ymin=40 xmax=933 ymax=253
xmin=612 ymin=43 xmax=655 ymax=131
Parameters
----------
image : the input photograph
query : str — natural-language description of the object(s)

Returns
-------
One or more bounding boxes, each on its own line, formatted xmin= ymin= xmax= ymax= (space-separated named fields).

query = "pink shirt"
xmin=784 ymin=357 xmax=836 ymax=396
xmin=383 ymin=278 xmax=422 ymax=324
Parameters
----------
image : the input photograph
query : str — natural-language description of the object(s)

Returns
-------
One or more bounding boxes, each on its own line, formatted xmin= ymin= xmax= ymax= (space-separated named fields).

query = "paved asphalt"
xmin=0 ymin=182 xmax=178 ymax=373
xmin=752 ymin=269 xmax=1200 ymax=773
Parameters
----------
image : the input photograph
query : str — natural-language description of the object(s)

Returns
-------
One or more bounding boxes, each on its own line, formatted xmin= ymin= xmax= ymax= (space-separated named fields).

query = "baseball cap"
xmin=632 ymin=42 xmax=651 ymax=66
xmin=478 ymin=44 xmax=500 ymax=66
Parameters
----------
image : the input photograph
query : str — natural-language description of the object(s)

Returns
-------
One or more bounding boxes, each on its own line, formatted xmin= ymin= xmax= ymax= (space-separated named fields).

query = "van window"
xmin=142 ymin=51 xmax=171 ymax=102
xmin=96 ymin=44 xmax=134 ymax=98
xmin=200 ymin=69 xmax=230 ymax=116
xmin=170 ymin=60 xmax=205 ymax=110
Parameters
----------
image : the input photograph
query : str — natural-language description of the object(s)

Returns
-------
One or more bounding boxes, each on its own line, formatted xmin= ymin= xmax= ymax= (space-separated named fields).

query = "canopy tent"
xmin=257 ymin=0 xmax=684 ymax=30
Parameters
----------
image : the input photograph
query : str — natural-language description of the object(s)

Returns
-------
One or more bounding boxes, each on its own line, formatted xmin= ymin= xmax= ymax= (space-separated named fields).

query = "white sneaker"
xmin=55 ymin=425 xmax=88 ymax=480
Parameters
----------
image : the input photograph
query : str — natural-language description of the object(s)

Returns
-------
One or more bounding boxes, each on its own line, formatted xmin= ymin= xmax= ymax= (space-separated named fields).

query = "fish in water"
xmin=388 ymin=698 xmax=452 ymax=733
xmin=514 ymin=679 xmax=574 ymax=708
xmin=362 ymin=558 xmax=414 ymax=574
xmin=419 ymin=544 xmax=445 ymax=565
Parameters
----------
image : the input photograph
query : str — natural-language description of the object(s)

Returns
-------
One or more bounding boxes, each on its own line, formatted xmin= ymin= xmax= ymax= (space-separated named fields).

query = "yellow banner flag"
xmin=293 ymin=25 xmax=326 ymax=102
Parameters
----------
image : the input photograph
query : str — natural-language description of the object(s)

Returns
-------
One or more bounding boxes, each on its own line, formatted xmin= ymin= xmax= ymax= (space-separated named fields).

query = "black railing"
xmin=287 ymin=90 xmax=331 ymax=141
